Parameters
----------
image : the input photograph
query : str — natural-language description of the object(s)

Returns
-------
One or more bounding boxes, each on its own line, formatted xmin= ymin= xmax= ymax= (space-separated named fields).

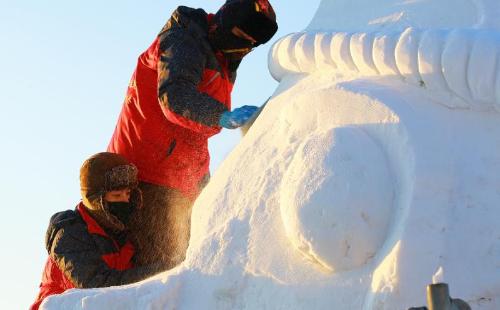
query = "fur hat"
xmin=80 ymin=152 xmax=142 ymax=233
xmin=213 ymin=0 xmax=278 ymax=47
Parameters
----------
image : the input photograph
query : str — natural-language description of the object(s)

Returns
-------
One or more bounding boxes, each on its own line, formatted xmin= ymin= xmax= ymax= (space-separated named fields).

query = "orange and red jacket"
xmin=108 ymin=7 xmax=239 ymax=199
xmin=31 ymin=204 xmax=157 ymax=310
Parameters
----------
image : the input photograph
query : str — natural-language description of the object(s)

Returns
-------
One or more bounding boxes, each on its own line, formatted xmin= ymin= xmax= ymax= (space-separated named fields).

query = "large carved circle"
xmin=280 ymin=126 xmax=394 ymax=272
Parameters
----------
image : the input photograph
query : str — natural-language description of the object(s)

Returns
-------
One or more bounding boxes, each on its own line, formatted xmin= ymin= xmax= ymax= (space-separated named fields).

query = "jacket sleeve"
xmin=157 ymin=22 xmax=229 ymax=135
xmin=50 ymin=228 xmax=161 ymax=288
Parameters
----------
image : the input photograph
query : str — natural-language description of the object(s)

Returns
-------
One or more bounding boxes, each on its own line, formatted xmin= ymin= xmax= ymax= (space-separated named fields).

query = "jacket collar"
xmin=77 ymin=203 xmax=109 ymax=238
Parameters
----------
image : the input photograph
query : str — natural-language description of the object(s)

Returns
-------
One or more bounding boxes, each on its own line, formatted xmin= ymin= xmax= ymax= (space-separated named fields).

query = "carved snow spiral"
xmin=269 ymin=28 xmax=500 ymax=110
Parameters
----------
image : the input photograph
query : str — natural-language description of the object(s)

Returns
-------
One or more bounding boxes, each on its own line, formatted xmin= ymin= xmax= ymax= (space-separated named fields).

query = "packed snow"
xmin=41 ymin=0 xmax=500 ymax=309
xmin=307 ymin=0 xmax=500 ymax=32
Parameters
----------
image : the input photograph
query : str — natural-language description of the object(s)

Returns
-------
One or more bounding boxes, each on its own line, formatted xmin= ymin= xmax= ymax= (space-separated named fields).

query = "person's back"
xmin=31 ymin=152 xmax=162 ymax=310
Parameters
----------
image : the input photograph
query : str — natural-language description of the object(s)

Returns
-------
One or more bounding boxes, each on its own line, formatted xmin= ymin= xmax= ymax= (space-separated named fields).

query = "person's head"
xmin=209 ymin=0 xmax=278 ymax=59
xmin=80 ymin=152 xmax=142 ymax=233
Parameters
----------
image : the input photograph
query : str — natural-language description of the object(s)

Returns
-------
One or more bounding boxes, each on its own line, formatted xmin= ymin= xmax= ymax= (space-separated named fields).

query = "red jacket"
xmin=108 ymin=7 xmax=237 ymax=199
xmin=31 ymin=204 xmax=153 ymax=310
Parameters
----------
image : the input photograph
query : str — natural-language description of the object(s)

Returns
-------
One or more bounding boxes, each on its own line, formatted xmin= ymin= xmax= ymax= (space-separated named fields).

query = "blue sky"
xmin=0 ymin=1 xmax=319 ymax=308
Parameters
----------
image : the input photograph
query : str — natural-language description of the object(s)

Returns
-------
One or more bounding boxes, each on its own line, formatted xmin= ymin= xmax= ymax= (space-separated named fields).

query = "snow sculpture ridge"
xmin=269 ymin=28 xmax=500 ymax=111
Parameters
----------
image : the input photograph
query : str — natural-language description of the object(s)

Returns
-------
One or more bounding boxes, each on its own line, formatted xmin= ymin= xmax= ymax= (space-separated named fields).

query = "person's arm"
xmin=50 ymin=228 xmax=161 ymax=288
xmin=157 ymin=14 xmax=228 ymax=135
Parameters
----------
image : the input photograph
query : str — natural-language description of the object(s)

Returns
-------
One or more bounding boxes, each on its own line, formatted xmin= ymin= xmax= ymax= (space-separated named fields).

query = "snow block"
xmin=467 ymin=30 xmax=499 ymax=106
xmin=372 ymin=31 xmax=401 ymax=77
xmin=395 ymin=28 xmax=423 ymax=85
xmin=314 ymin=32 xmax=336 ymax=70
xmin=441 ymin=29 xmax=474 ymax=104
xmin=295 ymin=33 xmax=318 ymax=73
xmin=350 ymin=32 xmax=379 ymax=76
xmin=330 ymin=32 xmax=358 ymax=72
xmin=269 ymin=33 xmax=304 ymax=80
xmin=418 ymin=29 xmax=449 ymax=92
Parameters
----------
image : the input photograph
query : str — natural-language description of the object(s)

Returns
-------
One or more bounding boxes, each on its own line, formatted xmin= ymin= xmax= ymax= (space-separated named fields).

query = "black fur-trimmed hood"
xmin=45 ymin=209 xmax=83 ymax=254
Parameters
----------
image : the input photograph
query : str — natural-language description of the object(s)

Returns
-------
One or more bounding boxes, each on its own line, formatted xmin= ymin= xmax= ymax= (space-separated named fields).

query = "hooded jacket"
xmin=108 ymin=6 xmax=238 ymax=199
xmin=30 ymin=204 xmax=159 ymax=310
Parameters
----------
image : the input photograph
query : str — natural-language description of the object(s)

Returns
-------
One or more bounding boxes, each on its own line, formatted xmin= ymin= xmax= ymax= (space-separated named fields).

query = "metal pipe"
xmin=425 ymin=283 xmax=471 ymax=310
xmin=408 ymin=282 xmax=472 ymax=310
xmin=427 ymin=283 xmax=452 ymax=310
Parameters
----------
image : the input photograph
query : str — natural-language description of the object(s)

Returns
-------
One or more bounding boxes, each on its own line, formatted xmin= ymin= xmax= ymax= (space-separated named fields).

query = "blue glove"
xmin=219 ymin=105 xmax=259 ymax=129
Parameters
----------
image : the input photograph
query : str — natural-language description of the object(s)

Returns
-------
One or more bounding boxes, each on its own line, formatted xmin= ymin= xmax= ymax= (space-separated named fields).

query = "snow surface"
xmin=42 ymin=0 xmax=500 ymax=309
xmin=307 ymin=0 xmax=500 ymax=32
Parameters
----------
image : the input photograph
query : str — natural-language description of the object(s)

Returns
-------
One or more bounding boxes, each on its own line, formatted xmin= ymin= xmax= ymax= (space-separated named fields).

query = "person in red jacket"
xmin=107 ymin=0 xmax=278 ymax=269
xmin=31 ymin=152 xmax=163 ymax=310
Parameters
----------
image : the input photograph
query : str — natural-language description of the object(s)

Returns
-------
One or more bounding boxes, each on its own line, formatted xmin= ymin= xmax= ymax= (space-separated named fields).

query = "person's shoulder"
xmin=48 ymin=209 xmax=84 ymax=233
xmin=49 ymin=209 xmax=80 ymax=226
xmin=169 ymin=6 xmax=209 ymax=32
xmin=173 ymin=6 xmax=208 ymax=20
xmin=45 ymin=208 xmax=87 ymax=253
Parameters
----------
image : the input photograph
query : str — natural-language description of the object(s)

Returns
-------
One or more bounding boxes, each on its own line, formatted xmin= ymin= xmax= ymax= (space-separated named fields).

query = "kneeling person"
xmin=31 ymin=152 xmax=163 ymax=310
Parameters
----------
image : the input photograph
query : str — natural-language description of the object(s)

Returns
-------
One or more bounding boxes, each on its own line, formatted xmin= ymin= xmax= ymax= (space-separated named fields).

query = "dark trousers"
xmin=128 ymin=181 xmax=194 ymax=270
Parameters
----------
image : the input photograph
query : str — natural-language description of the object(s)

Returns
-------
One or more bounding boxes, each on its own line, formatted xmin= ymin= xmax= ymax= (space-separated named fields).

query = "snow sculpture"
xmin=270 ymin=28 xmax=500 ymax=110
xmin=42 ymin=0 xmax=500 ymax=309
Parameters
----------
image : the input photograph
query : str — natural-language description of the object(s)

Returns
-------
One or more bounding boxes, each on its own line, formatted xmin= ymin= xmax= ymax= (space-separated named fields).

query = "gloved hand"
xmin=219 ymin=105 xmax=259 ymax=129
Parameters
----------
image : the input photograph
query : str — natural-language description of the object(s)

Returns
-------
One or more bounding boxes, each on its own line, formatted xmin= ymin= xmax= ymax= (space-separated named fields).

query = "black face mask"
xmin=107 ymin=201 xmax=136 ymax=225
xmin=210 ymin=29 xmax=254 ymax=53
xmin=227 ymin=56 xmax=243 ymax=72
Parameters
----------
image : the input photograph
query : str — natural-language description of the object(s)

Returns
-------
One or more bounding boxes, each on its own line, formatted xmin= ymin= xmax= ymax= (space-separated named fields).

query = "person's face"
xmin=104 ymin=188 xmax=131 ymax=203
xmin=220 ymin=26 xmax=258 ymax=57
